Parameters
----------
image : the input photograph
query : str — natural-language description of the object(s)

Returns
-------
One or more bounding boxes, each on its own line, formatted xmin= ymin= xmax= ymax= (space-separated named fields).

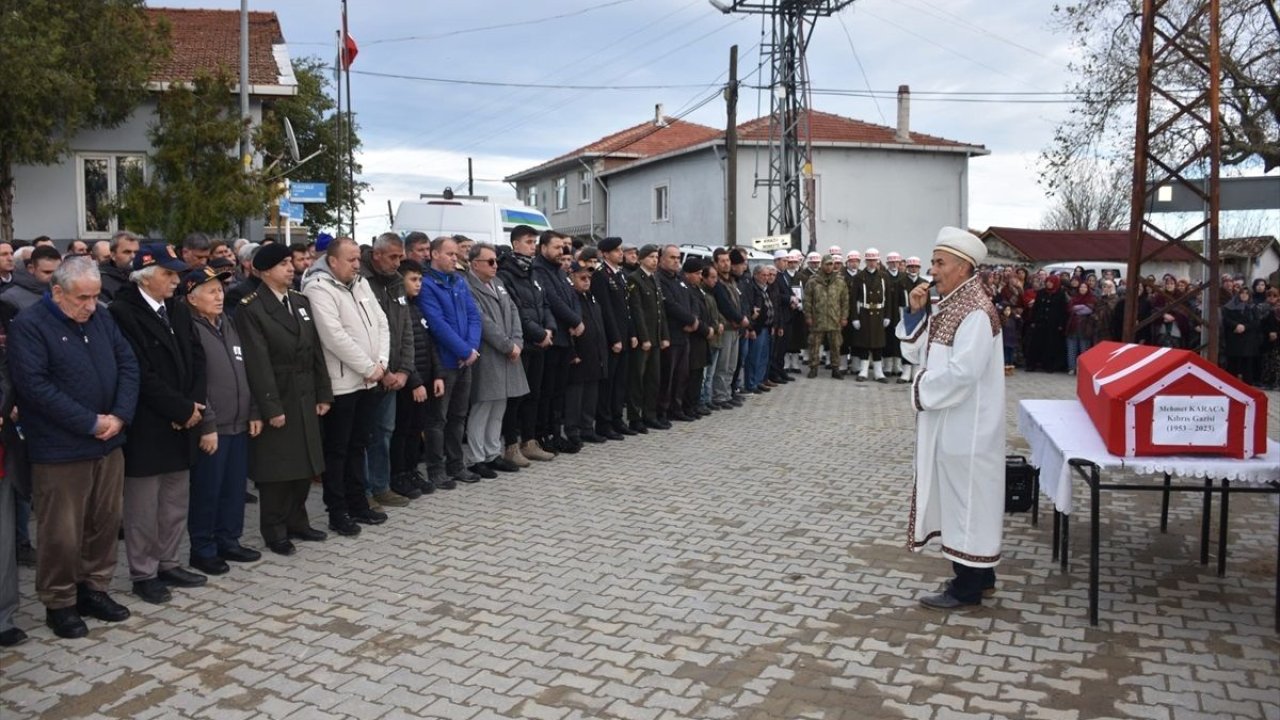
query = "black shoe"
xmin=919 ymin=592 xmax=980 ymax=611
xmin=695 ymin=406 xmax=712 ymax=416
xmin=557 ymin=438 xmax=582 ymax=454
xmin=580 ymin=433 xmax=608 ymax=444
xmin=287 ymin=527 xmax=327 ymax=542
xmin=390 ymin=472 xmax=424 ymax=500
xmin=45 ymin=608 xmax=88 ymax=639
xmin=245 ymin=492 xmax=258 ymax=505
xmin=0 ymin=627 xmax=28 ymax=647
xmin=132 ymin=579 xmax=172 ymax=604
xmin=489 ymin=457 xmax=520 ymax=473
xmin=350 ymin=508 xmax=388 ymax=525
xmin=670 ymin=411 xmax=694 ymax=422
xmin=453 ymin=468 xmax=482 ymax=483
xmin=76 ymin=586 xmax=130 ymax=622
xmin=157 ymin=567 xmax=207 ymax=588
xmin=189 ymin=555 xmax=230 ymax=576
xmin=469 ymin=463 xmax=499 ymax=479
xmin=218 ymin=544 xmax=263 ymax=562
xmin=629 ymin=420 xmax=649 ymax=434
xmin=600 ymin=429 xmax=624 ymax=441
xmin=614 ymin=423 xmax=637 ymax=436
xmin=431 ymin=474 xmax=457 ymax=491
xmin=410 ymin=470 xmax=435 ymax=494
xmin=328 ymin=515 xmax=362 ymax=536
xmin=267 ymin=539 xmax=297 ymax=556
xmin=15 ymin=541 xmax=35 ymax=568
xmin=730 ymin=396 xmax=745 ymax=405
xmin=654 ymin=419 xmax=673 ymax=430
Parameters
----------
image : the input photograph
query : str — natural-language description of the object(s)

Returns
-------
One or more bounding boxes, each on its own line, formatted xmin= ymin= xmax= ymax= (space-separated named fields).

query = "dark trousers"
xmin=949 ymin=562 xmax=996 ymax=604
xmin=188 ymin=432 xmax=248 ymax=559
xmin=426 ymin=366 xmax=472 ymax=478
xmin=597 ymin=349 xmax=628 ymax=429
xmin=391 ymin=386 xmax=431 ymax=475
xmin=256 ymin=478 xmax=313 ymax=544
xmin=628 ymin=346 xmax=659 ymax=422
xmin=536 ymin=346 xmax=569 ymax=437
xmin=564 ymin=380 xmax=598 ymax=440
xmin=659 ymin=343 xmax=690 ymax=416
xmin=768 ymin=327 xmax=788 ymax=378
xmin=504 ymin=347 xmax=544 ymax=445
xmin=684 ymin=365 xmax=705 ymax=410
xmin=321 ymin=389 xmax=378 ymax=519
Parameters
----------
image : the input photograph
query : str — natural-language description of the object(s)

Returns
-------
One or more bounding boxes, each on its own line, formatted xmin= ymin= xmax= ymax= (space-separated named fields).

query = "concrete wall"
xmin=11 ymin=99 xmax=266 ymax=242
xmin=604 ymin=148 xmax=726 ymax=248
xmin=516 ymin=165 xmax=605 ymax=239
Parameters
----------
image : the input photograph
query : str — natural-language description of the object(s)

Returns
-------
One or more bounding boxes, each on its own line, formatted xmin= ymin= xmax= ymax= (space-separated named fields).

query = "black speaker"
xmin=1005 ymin=455 xmax=1038 ymax=513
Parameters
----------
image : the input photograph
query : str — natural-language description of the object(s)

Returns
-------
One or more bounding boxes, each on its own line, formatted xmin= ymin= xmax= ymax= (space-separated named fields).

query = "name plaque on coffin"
xmin=1075 ymin=341 xmax=1268 ymax=459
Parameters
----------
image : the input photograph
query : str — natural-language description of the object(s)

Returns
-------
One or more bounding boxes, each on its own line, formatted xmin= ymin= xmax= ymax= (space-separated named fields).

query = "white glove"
xmin=852 ymin=320 xmax=861 ymax=330
xmin=883 ymin=318 xmax=891 ymax=328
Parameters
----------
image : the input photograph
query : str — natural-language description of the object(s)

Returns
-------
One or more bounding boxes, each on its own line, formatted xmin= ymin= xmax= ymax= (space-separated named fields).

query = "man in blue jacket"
xmin=9 ymin=256 xmax=140 ymax=639
xmin=417 ymin=236 xmax=482 ymax=488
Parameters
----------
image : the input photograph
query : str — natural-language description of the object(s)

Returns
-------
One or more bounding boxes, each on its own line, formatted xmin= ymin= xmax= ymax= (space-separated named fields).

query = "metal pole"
xmin=1122 ymin=0 xmax=1157 ymax=342
xmin=239 ymin=0 xmax=251 ymax=239
xmin=726 ymin=44 xmax=738 ymax=248
xmin=468 ymin=157 xmax=474 ymax=197
xmin=343 ymin=0 xmax=355 ymax=239
xmin=334 ymin=29 xmax=343 ymax=237
xmin=1205 ymin=0 xmax=1222 ymax=364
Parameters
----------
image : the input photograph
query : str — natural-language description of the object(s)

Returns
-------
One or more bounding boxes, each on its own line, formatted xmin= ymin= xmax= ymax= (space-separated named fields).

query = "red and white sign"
xmin=1076 ymin=341 xmax=1268 ymax=459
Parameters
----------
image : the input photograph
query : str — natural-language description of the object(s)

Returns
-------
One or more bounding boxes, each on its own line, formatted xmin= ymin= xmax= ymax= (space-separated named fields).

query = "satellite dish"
xmin=283 ymin=117 xmax=301 ymax=163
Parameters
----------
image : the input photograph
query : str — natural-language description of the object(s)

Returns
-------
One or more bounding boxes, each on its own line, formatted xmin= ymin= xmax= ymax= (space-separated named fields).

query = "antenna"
xmin=283 ymin=117 xmax=301 ymax=163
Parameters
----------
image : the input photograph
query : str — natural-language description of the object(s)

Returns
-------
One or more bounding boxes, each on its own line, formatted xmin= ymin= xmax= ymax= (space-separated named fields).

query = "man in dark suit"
xmin=657 ymin=245 xmax=705 ymax=423
xmin=590 ymin=237 xmax=633 ymax=439
xmin=109 ymin=244 xmax=207 ymax=605
xmin=626 ymin=245 xmax=668 ymax=431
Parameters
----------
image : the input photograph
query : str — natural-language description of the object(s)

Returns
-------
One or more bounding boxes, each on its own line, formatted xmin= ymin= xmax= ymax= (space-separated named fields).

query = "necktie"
xmin=282 ymin=294 xmax=292 ymax=316
xmin=157 ymin=305 xmax=171 ymax=330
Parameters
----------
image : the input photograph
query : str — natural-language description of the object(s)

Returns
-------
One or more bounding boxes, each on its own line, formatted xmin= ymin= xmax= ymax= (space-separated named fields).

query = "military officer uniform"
xmin=626 ymin=247 xmax=669 ymax=431
xmin=591 ymin=237 xmax=634 ymax=437
xmin=804 ymin=256 xmax=849 ymax=378
xmin=849 ymin=248 xmax=898 ymax=382
xmin=882 ymin=251 xmax=907 ymax=377
xmin=839 ymin=251 xmax=861 ymax=371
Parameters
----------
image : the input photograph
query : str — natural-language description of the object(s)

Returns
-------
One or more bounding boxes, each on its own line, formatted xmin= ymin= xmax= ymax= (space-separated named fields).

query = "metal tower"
xmin=714 ymin=1 xmax=856 ymax=251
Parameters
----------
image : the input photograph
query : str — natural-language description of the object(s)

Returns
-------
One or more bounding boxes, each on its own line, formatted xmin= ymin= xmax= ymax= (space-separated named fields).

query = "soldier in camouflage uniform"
xmin=804 ymin=255 xmax=850 ymax=379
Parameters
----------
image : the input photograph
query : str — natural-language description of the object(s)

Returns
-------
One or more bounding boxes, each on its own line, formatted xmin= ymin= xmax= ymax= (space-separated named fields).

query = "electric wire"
xmin=363 ymin=0 xmax=638 ymax=45
xmin=835 ymin=11 xmax=886 ymax=126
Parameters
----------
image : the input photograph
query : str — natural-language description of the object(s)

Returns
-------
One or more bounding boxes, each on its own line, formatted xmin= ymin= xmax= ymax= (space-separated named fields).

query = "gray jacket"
xmin=192 ymin=313 xmax=255 ymax=435
xmin=465 ymin=271 xmax=529 ymax=403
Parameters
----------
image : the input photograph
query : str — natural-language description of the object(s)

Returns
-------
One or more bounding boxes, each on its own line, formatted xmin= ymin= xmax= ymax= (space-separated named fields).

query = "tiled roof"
xmin=1183 ymin=236 xmax=1279 ymax=259
xmin=146 ymin=8 xmax=288 ymax=87
xmin=736 ymin=109 xmax=982 ymax=149
xmin=981 ymin=226 xmax=1203 ymax=263
xmin=505 ymin=118 xmax=721 ymax=182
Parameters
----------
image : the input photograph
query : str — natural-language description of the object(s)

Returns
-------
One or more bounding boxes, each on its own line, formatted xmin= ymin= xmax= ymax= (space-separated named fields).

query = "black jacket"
xmin=406 ymin=300 xmax=443 ymax=390
xmin=497 ymin=252 xmax=553 ymax=345
xmin=109 ymin=284 xmax=206 ymax=477
xmin=98 ymin=262 xmax=131 ymax=303
xmin=225 ymin=276 xmax=262 ymax=318
xmin=740 ymin=278 xmax=775 ymax=332
xmin=532 ymin=253 xmax=581 ymax=348
xmin=0 ymin=267 xmax=48 ymax=331
xmin=712 ymin=279 xmax=746 ymax=325
xmin=767 ymin=268 xmax=793 ymax=327
xmin=570 ymin=290 xmax=607 ymax=383
xmin=592 ymin=262 xmax=632 ymax=347
xmin=627 ymin=269 xmax=668 ymax=347
xmin=360 ymin=249 xmax=415 ymax=377
xmin=658 ymin=269 xmax=702 ymax=347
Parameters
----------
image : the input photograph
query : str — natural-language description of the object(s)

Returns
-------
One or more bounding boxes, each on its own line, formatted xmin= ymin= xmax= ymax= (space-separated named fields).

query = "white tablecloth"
xmin=1017 ymin=399 xmax=1280 ymax=514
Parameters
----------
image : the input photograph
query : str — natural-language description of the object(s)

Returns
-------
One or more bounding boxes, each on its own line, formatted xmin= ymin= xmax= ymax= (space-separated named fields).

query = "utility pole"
xmin=238 ymin=0 xmax=251 ymax=240
xmin=343 ymin=0 xmax=355 ymax=239
xmin=468 ymin=157 xmax=474 ymax=197
xmin=725 ymin=44 xmax=739 ymax=248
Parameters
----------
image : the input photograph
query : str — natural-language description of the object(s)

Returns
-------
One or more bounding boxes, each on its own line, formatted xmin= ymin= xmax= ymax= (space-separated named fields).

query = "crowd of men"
xmin=0 ymin=226 xmax=931 ymax=646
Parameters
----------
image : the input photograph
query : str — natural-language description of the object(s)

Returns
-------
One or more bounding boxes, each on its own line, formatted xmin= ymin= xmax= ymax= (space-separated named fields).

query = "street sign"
xmin=279 ymin=198 xmax=304 ymax=223
xmin=752 ymin=235 xmax=791 ymax=252
xmin=289 ymin=182 xmax=328 ymax=203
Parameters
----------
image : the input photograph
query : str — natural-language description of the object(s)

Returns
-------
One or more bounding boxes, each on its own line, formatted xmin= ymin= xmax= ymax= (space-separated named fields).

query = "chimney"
xmin=655 ymin=103 xmax=666 ymax=127
xmin=895 ymin=85 xmax=911 ymax=142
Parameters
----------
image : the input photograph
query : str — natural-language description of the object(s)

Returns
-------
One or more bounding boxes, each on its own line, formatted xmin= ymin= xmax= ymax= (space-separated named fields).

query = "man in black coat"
xmin=496 ymin=225 xmax=556 ymax=463
xmin=109 ymin=244 xmax=208 ymax=605
xmin=657 ymin=245 xmax=705 ymax=423
xmin=530 ymin=230 xmax=582 ymax=452
xmin=766 ymin=252 xmax=795 ymax=385
xmin=590 ymin=237 xmax=634 ymax=439
xmin=97 ymin=230 xmax=139 ymax=303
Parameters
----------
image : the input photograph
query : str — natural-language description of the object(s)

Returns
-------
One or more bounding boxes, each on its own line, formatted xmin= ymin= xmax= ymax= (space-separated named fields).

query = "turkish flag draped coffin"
xmin=1076 ymin=341 xmax=1269 ymax=459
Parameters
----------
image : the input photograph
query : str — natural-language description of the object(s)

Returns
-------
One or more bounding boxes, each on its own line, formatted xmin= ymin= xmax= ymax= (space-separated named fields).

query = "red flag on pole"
xmin=341 ymin=32 xmax=358 ymax=69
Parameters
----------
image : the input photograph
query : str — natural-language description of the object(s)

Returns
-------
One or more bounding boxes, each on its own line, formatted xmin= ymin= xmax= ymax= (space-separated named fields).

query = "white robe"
xmin=896 ymin=275 xmax=1006 ymax=567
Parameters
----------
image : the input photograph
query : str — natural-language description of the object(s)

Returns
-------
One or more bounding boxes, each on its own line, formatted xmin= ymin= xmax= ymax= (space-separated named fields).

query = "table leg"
xmin=1200 ymin=477 xmax=1213 ymax=566
xmin=1274 ymin=508 xmax=1279 ymax=632
xmin=1032 ymin=473 xmax=1040 ymax=528
xmin=1217 ymin=478 xmax=1230 ymax=578
xmin=1160 ymin=473 xmax=1172 ymax=533
xmin=1061 ymin=513 xmax=1070 ymax=573
xmin=1090 ymin=465 xmax=1100 ymax=626
xmin=1052 ymin=510 xmax=1060 ymax=562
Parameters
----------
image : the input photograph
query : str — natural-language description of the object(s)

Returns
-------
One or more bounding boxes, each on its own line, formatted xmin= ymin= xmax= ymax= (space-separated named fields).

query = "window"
xmin=525 ymin=187 xmax=537 ymax=208
xmin=653 ymin=183 xmax=670 ymax=222
xmin=579 ymin=170 xmax=591 ymax=203
xmin=77 ymin=153 xmax=145 ymax=238
xmin=554 ymin=176 xmax=568 ymax=212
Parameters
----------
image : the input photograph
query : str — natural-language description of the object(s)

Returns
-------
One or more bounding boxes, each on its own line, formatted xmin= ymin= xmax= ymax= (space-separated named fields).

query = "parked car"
xmin=392 ymin=194 xmax=551 ymax=248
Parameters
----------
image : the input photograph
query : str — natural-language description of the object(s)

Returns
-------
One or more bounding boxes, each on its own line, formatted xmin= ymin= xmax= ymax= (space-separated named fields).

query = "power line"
xmin=835 ymin=11 xmax=885 ymax=126
xmin=896 ymin=0 xmax=1058 ymax=63
xmin=363 ymin=0 xmax=638 ymax=45
xmin=348 ymin=69 xmax=717 ymax=91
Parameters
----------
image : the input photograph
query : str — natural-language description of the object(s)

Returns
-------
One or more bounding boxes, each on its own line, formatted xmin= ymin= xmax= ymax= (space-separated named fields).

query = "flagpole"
xmin=334 ymin=28 xmax=343 ymax=237
xmin=343 ymin=0 xmax=356 ymax=240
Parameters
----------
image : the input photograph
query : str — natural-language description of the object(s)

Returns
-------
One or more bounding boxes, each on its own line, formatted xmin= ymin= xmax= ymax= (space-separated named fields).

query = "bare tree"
xmin=1040 ymin=158 xmax=1130 ymax=230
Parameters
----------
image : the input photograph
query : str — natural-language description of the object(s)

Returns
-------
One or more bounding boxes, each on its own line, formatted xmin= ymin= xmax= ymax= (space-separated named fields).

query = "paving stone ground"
xmin=1 ymin=371 xmax=1277 ymax=720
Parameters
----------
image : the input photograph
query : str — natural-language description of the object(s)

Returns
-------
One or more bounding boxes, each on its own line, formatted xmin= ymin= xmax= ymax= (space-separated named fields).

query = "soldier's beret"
xmin=253 ymin=243 xmax=291 ymax=271
xmin=638 ymin=244 xmax=660 ymax=259
xmin=598 ymin=237 xmax=622 ymax=252
xmin=681 ymin=257 xmax=704 ymax=273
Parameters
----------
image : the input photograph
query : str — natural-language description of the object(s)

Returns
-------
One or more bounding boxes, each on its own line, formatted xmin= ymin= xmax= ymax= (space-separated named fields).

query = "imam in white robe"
xmin=896 ymin=275 xmax=1006 ymax=567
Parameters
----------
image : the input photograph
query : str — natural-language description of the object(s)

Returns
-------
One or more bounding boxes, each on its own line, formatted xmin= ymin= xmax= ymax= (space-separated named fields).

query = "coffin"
xmin=1076 ymin=341 xmax=1268 ymax=459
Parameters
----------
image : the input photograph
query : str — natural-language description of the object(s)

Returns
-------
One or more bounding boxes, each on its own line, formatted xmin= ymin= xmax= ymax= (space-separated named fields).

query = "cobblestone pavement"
xmin=1 ymin=371 xmax=1277 ymax=720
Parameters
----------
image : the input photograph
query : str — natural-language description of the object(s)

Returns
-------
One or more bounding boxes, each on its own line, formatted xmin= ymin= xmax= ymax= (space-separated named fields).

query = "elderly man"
xmin=361 ymin=233 xmax=416 ymax=505
xmin=10 ymin=256 xmax=139 ymax=638
xmin=110 ymin=244 xmax=207 ymax=604
xmin=464 ymin=243 xmax=528 ymax=476
xmin=303 ymin=237 xmax=391 ymax=535
xmin=898 ymin=227 xmax=1005 ymax=610
xmin=740 ymin=263 xmax=777 ymax=394
xmin=656 ymin=246 xmax=703 ymax=424
xmin=89 ymin=240 xmax=111 ymax=265
xmin=804 ymin=255 xmax=849 ymax=379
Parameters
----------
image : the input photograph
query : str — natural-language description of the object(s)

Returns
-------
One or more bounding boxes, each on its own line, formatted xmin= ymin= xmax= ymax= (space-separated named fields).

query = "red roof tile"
xmin=737 ymin=109 xmax=981 ymax=149
xmin=982 ymin=226 xmax=1203 ymax=263
xmin=507 ymin=117 xmax=721 ymax=181
xmin=146 ymin=8 xmax=288 ymax=87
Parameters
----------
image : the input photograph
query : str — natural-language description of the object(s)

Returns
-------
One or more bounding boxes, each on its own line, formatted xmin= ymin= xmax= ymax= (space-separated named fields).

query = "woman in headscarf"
xmin=1251 ymin=278 xmax=1269 ymax=305
xmin=1259 ymin=286 xmax=1280 ymax=390
xmin=1093 ymin=278 xmax=1119 ymax=343
xmin=1026 ymin=274 xmax=1068 ymax=372
xmin=1222 ymin=285 xmax=1262 ymax=384
xmin=1065 ymin=281 xmax=1097 ymax=374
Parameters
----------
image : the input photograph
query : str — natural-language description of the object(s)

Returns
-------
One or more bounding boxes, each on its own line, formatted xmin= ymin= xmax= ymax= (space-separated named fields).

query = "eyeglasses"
xmin=476 ymin=258 xmax=497 ymax=266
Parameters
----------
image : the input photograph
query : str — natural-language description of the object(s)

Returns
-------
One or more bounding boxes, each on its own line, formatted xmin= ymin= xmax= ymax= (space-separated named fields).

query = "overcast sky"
xmin=163 ymin=0 xmax=1090 ymax=242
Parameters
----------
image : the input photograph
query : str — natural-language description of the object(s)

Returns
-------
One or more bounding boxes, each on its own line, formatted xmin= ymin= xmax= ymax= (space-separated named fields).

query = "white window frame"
xmin=75 ymin=152 xmax=146 ymax=239
xmin=579 ymin=170 xmax=591 ymax=203
xmin=553 ymin=176 xmax=568 ymax=213
xmin=525 ymin=186 xmax=537 ymax=208
xmin=652 ymin=182 xmax=670 ymax=223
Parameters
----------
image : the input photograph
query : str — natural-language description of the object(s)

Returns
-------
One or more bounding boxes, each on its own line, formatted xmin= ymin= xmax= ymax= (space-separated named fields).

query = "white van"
xmin=391 ymin=194 xmax=551 ymax=248
xmin=678 ymin=243 xmax=775 ymax=272
xmin=1040 ymin=261 xmax=1128 ymax=278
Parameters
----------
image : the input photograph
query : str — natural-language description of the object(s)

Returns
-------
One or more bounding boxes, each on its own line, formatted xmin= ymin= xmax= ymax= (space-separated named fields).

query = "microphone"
xmin=928 ymin=279 xmax=937 ymax=290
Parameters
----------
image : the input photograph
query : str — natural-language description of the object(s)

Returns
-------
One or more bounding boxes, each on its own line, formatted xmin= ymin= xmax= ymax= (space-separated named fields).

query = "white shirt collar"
xmin=139 ymin=287 xmax=165 ymax=314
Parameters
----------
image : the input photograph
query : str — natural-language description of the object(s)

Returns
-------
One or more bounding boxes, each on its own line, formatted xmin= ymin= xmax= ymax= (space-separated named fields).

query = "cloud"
xmin=969 ymin=151 xmax=1048 ymax=230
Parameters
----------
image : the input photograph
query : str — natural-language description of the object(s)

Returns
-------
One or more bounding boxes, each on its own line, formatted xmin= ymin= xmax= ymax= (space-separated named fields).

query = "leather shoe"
xmin=158 ymin=567 xmax=207 ymax=588
xmin=629 ymin=421 xmax=649 ymax=434
xmin=328 ymin=515 xmax=362 ymax=536
xmin=558 ymin=439 xmax=582 ymax=454
xmin=218 ymin=544 xmax=263 ymax=562
xmin=431 ymin=474 xmax=457 ymax=491
xmin=76 ymin=586 xmax=130 ymax=622
xmin=410 ymin=470 xmax=435 ymax=494
xmin=267 ymin=539 xmax=297 ymax=556
xmin=919 ymin=592 xmax=980 ymax=611
xmin=0 ymin=627 xmax=28 ymax=647
xmin=580 ymin=432 xmax=608 ymax=443
xmin=287 ymin=527 xmax=327 ymax=542
xmin=132 ymin=579 xmax=172 ymax=604
xmin=454 ymin=468 xmax=482 ymax=483
xmin=189 ymin=554 xmax=230 ymax=576
xmin=670 ymin=411 xmax=694 ymax=422
xmin=942 ymin=579 xmax=997 ymax=598
xmin=614 ymin=423 xmax=637 ymax=436
xmin=489 ymin=457 xmax=520 ymax=473
xmin=350 ymin=508 xmax=387 ymax=525
xmin=45 ymin=608 xmax=88 ymax=639
xmin=600 ymin=429 xmax=624 ymax=441
xmin=469 ymin=463 xmax=498 ymax=479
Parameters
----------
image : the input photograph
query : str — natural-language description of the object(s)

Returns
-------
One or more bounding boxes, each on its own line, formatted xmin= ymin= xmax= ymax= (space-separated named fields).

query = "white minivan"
xmin=391 ymin=194 xmax=551 ymax=248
